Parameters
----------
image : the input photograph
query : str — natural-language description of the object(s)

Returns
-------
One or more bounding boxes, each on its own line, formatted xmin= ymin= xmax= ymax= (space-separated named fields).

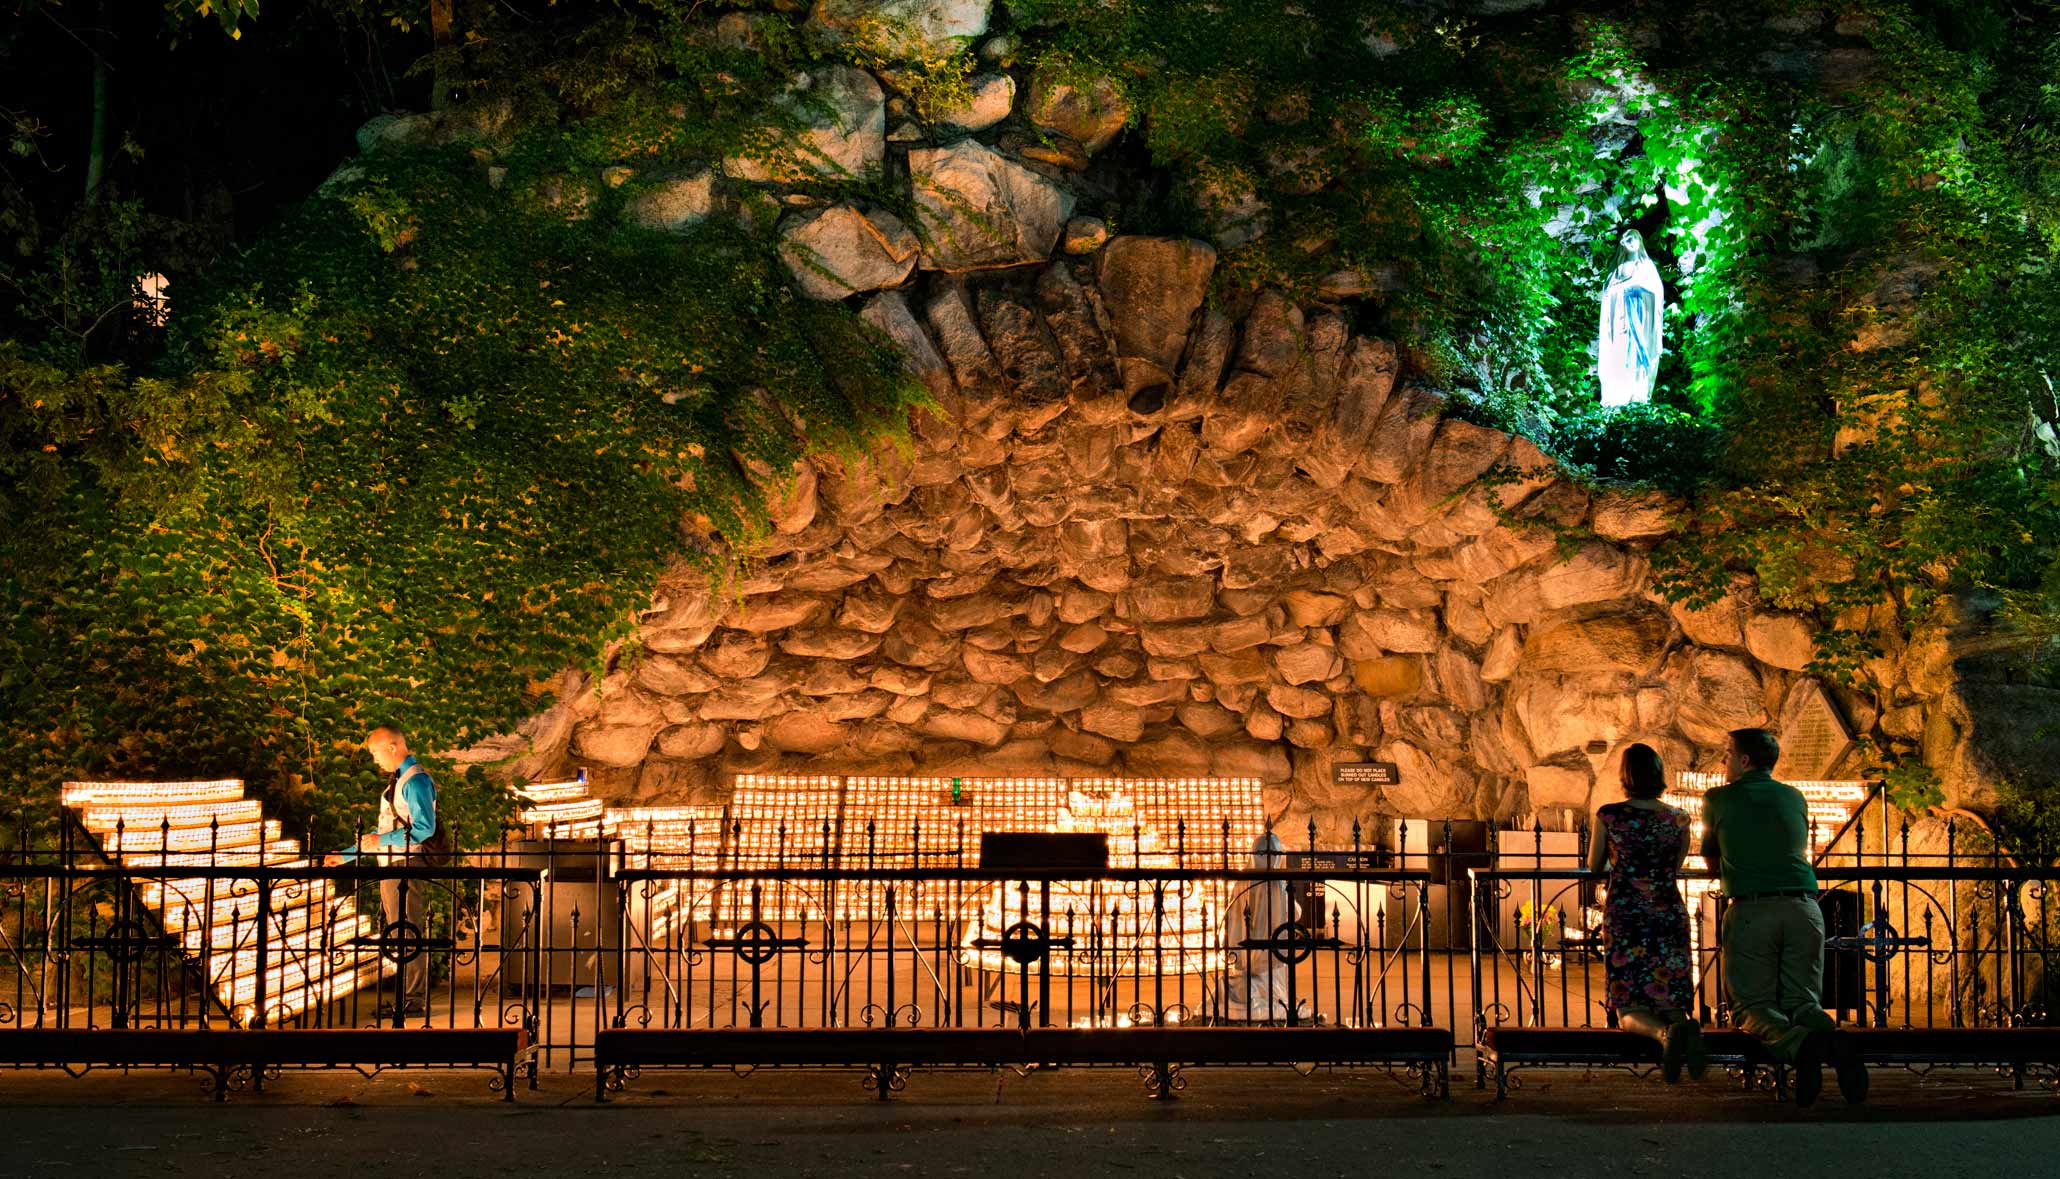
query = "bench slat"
xmin=1026 ymin=1027 xmax=1451 ymax=1065
xmin=596 ymin=1028 xmax=1029 ymax=1067
xmin=596 ymin=1026 xmax=1452 ymax=1066
xmin=1480 ymin=1027 xmax=1768 ymax=1061
xmin=0 ymin=1027 xmax=528 ymax=1066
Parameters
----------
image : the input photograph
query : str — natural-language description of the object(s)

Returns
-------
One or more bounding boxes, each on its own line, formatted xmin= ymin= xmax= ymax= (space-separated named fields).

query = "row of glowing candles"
xmin=64 ymin=779 xmax=393 ymax=1021
xmin=1664 ymin=775 xmax=1872 ymax=873
xmin=66 ymin=773 xmax=1872 ymax=997
xmin=512 ymin=775 xmax=1267 ymax=937
xmin=515 ymin=774 xmax=1265 ymax=862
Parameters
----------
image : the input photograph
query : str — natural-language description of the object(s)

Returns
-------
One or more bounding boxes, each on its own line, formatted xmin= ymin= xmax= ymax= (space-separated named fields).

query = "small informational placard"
xmin=980 ymin=831 xmax=1109 ymax=871
xmin=1778 ymin=680 xmax=1855 ymax=781
xmin=1284 ymin=850 xmax=1390 ymax=872
xmin=1333 ymin=761 xmax=1401 ymax=787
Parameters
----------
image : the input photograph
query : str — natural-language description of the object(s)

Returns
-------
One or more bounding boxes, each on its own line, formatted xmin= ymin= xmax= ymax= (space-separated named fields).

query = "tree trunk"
xmin=429 ymin=0 xmax=455 ymax=112
xmin=83 ymin=0 xmax=112 ymax=202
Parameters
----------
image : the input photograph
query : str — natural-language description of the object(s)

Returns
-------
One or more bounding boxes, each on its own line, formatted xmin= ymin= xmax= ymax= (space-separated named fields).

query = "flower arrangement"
xmin=1517 ymin=901 xmax=1563 ymax=946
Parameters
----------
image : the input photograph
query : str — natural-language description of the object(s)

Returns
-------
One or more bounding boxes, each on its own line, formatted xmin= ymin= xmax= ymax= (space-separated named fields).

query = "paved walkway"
xmin=1 ymin=1063 xmax=2055 ymax=1177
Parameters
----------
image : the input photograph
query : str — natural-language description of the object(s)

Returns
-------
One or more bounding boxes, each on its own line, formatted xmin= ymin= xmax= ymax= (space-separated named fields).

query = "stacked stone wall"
xmin=463 ymin=242 xmax=1893 ymax=838
xmin=410 ymin=1 xmax=2051 ymax=827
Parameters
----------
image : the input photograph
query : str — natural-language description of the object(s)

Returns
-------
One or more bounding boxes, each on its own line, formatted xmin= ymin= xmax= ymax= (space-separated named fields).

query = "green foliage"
xmin=161 ymin=0 xmax=266 ymax=37
xmin=1994 ymin=779 xmax=2060 ymax=866
xmin=1 ymin=141 xmax=920 ymax=847
xmin=1882 ymin=760 xmax=1947 ymax=815
xmin=838 ymin=14 xmax=977 ymax=123
xmin=1543 ymin=403 xmax=1725 ymax=495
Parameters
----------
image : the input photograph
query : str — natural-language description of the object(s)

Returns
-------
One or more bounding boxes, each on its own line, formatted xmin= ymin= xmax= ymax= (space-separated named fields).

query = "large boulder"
xmin=571 ymin=721 xmax=663 ymax=768
xmin=1506 ymin=676 xmax=1637 ymax=760
xmin=623 ymin=170 xmax=716 ymax=232
xmin=1517 ymin=610 xmax=1671 ymax=676
xmin=766 ymin=711 xmax=852 ymax=754
xmin=1096 ymin=237 xmax=1216 ymax=402
xmin=859 ymin=290 xmax=955 ymax=400
xmin=1671 ymin=588 xmax=1748 ymax=649
xmin=1357 ymin=387 xmax=1445 ymax=483
xmin=355 ymin=102 xmax=514 ymax=152
xmin=1190 ymin=175 xmax=1271 ymax=249
xmin=1118 ymin=576 xmax=1216 ymax=623
xmin=1528 ymin=542 xmax=1645 ymax=612
xmin=1744 ymin=611 xmax=1817 ymax=672
xmin=1524 ymin=760 xmax=1595 ymax=810
xmin=811 ymin=0 xmax=992 ymax=58
xmin=725 ymin=66 xmax=885 ymax=182
xmin=1027 ymin=71 xmax=1132 ymax=156
xmin=1213 ymin=740 xmax=1294 ymax=782
xmin=779 ymin=205 xmax=920 ymax=300
xmin=1347 ymin=609 xmax=1441 ymax=654
xmin=936 ymin=72 xmax=1016 ymax=132
xmin=1386 ymin=419 xmax=1510 ymax=528
xmin=1928 ymin=682 xmax=2060 ymax=805
xmin=1376 ymin=740 xmax=1475 ymax=817
xmin=1589 ymin=489 xmax=1676 ymax=541
xmin=1305 ymin=338 xmax=1399 ymax=485
xmin=910 ymin=140 xmax=1076 ymax=270
xmin=1675 ymin=650 xmax=1769 ymax=746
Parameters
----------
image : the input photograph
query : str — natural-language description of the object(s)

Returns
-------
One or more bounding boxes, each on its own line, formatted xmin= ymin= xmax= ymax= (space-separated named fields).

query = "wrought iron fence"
xmin=599 ymin=862 xmax=1441 ymax=1038
xmin=2 ymin=811 xmax=2054 ymax=1079
xmin=0 ymin=821 xmax=544 ymax=1049
xmin=1470 ymin=817 xmax=2059 ymax=1042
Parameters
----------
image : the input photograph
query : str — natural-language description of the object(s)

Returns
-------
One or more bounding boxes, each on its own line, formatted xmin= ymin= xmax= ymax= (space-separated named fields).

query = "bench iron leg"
xmin=1425 ymin=1063 xmax=1458 ymax=1104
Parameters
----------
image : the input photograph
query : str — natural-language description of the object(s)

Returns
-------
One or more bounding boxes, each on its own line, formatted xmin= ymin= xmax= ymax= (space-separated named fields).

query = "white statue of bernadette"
xmin=1598 ymin=229 xmax=1664 ymax=407
xmin=1223 ymin=831 xmax=1310 ymax=1023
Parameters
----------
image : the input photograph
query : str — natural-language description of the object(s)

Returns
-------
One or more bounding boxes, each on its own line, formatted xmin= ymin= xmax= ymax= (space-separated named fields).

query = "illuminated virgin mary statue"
xmin=1598 ymin=229 xmax=1663 ymax=407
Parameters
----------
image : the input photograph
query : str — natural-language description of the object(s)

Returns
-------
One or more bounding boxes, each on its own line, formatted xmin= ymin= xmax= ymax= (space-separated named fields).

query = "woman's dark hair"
xmin=1622 ymin=743 xmax=1668 ymax=800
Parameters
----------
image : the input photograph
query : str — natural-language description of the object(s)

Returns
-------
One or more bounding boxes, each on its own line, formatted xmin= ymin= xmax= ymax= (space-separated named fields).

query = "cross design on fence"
xmin=969 ymin=882 xmax=1077 ymax=1028
xmin=1827 ymin=919 xmax=1932 ymax=1030
xmin=702 ymin=885 xmax=808 ymax=1027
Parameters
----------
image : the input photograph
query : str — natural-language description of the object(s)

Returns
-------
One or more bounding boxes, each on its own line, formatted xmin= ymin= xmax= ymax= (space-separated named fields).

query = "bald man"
xmin=332 ymin=726 xmax=439 ymax=1014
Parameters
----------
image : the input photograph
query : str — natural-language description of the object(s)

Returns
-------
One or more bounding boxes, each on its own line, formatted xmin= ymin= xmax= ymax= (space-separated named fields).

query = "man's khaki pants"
xmin=1723 ymin=895 xmax=1836 ymax=1062
xmin=379 ymin=873 xmax=430 ymax=1007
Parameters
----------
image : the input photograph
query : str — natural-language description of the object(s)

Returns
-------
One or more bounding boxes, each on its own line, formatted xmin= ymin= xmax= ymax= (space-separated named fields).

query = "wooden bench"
xmin=1478 ymin=1025 xmax=2060 ymax=1099
xmin=1841 ymin=1027 xmax=2060 ymax=1089
xmin=595 ymin=1027 xmax=1028 ymax=1100
xmin=595 ymin=1025 xmax=1453 ymax=1100
xmin=1025 ymin=1026 xmax=1453 ymax=1098
xmin=0 ymin=1026 xmax=533 ymax=1101
xmin=1476 ymin=1027 xmax=1776 ymax=1099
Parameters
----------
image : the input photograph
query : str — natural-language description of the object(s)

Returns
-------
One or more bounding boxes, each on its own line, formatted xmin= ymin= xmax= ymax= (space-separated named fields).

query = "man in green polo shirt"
xmin=1700 ymin=728 xmax=1867 ymax=1107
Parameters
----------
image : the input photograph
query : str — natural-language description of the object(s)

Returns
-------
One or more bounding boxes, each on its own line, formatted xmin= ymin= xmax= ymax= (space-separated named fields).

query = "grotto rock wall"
xmin=412 ymin=3 xmax=2045 ymax=828
xmin=467 ymin=239 xmax=1900 ymax=836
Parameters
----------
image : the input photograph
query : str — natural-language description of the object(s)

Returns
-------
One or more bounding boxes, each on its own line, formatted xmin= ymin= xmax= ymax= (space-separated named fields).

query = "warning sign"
xmin=1333 ymin=761 xmax=1401 ymax=787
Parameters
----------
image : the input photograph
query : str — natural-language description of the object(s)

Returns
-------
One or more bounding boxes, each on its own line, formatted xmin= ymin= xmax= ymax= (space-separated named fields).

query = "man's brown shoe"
xmin=1671 ymin=1019 xmax=1709 ymax=1081
xmin=1792 ymin=1030 xmax=1830 ymax=1108
xmin=1830 ymin=1031 xmax=1869 ymax=1104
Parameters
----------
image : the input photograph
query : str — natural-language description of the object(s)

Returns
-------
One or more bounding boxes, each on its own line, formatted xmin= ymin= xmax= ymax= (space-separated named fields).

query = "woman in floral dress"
xmin=1585 ymin=743 xmax=1705 ymax=1081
